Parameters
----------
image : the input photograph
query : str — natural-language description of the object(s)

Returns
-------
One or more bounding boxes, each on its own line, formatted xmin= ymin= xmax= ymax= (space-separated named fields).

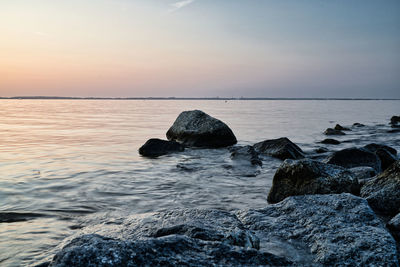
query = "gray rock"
xmin=390 ymin=115 xmax=400 ymax=126
xmin=253 ymin=137 xmax=304 ymax=160
xmin=364 ymin=143 xmax=398 ymax=171
xmin=364 ymin=143 xmax=397 ymax=156
xmin=325 ymin=147 xmax=381 ymax=172
xmin=334 ymin=124 xmax=351 ymax=131
xmin=237 ymin=194 xmax=399 ymax=266
xmin=320 ymin=138 xmax=341 ymax=145
xmin=139 ymin=138 xmax=184 ymax=157
xmin=324 ymin=128 xmax=345 ymax=135
xmin=166 ymin=110 xmax=237 ymax=148
xmin=230 ymin=145 xmax=262 ymax=166
xmin=387 ymin=213 xmax=400 ymax=241
xmin=267 ymin=159 xmax=359 ymax=203
xmin=349 ymin=166 xmax=376 ymax=181
xmin=48 ymin=209 xmax=291 ymax=267
xmin=360 ymin=160 xmax=400 ymax=216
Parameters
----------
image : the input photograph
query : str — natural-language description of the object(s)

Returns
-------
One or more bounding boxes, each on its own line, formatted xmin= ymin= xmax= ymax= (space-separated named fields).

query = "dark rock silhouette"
xmin=325 ymin=147 xmax=381 ymax=172
xmin=324 ymin=128 xmax=345 ymax=135
xmin=166 ymin=110 xmax=237 ymax=148
xmin=334 ymin=124 xmax=351 ymax=131
xmin=253 ymin=137 xmax=304 ymax=160
xmin=321 ymin=138 xmax=341 ymax=145
xmin=139 ymin=138 xmax=184 ymax=157
xmin=267 ymin=159 xmax=359 ymax=203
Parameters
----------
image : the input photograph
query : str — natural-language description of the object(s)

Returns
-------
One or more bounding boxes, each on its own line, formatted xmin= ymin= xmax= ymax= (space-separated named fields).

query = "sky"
xmin=0 ymin=0 xmax=399 ymax=98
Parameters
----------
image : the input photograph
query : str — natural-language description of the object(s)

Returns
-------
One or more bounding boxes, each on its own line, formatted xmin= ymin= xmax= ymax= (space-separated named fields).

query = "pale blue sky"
xmin=1 ymin=0 xmax=399 ymax=98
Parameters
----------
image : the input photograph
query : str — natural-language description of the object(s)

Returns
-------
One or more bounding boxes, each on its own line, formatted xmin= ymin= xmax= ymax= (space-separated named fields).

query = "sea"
xmin=0 ymin=99 xmax=399 ymax=266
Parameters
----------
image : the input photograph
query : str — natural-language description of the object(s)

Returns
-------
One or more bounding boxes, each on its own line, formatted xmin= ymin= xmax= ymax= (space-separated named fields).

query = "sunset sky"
xmin=1 ymin=0 xmax=399 ymax=98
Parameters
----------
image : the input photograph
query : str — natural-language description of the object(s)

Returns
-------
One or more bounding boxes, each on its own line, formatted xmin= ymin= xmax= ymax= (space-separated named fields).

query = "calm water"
xmin=0 ymin=99 xmax=399 ymax=266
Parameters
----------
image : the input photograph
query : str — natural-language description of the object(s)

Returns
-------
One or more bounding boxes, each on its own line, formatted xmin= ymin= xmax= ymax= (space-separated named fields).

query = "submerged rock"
xmin=320 ymin=138 xmax=341 ymax=145
xmin=353 ymin=122 xmax=365 ymax=127
xmin=267 ymin=159 xmax=359 ymax=203
xmin=334 ymin=124 xmax=351 ymax=131
xmin=237 ymin=194 xmax=399 ymax=266
xmin=139 ymin=138 xmax=184 ymax=157
xmin=324 ymin=128 xmax=345 ymax=135
xmin=230 ymin=146 xmax=262 ymax=166
xmin=387 ymin=213 xmax=400 ymax=241
xmin=364 ymin=143 xmax=397 ymax=156
xmin=315 ymin=147 xmax=328 ymax=154
xmin=166 ymin=110 xmax=237 ymax=148
xmin=325 ymin=147 xmax=381 ymax=172
xmin=48 ymin=209 xmax=290 ymax=267
xmin=360 ymin=160 xmax=400 ymax=216
xmin=253 ymin=137 xmax=304 ymax=160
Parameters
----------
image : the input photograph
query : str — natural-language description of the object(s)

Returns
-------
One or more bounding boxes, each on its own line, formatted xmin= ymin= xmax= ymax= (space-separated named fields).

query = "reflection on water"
xmin=0 ymin=99 xmax=399 ymax=266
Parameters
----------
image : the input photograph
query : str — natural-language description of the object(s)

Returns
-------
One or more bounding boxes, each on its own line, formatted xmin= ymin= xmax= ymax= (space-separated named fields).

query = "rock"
xmin=230 ymin=146 xmax=262 ymax=166
xmin=237 ymin=194 xmax=399 ymax=266
xmin=139 ymin=138 xmax=184 ymax=157
xmin=353 ymin=123 xmax=365 ymax=127
xmin=388 ymin=128 xmax=400 ymax=133
xmin=267 ymin=159 xmax=359 ymax=203
xmin=166 ymin=110 xmax=237 ymax=148
xmin=363 ymin=143 xmax=397 ymax=171
xmin=364 ymin=143 xmax=397 ymax=156
xmin=390 ymin=115 xmax=400 ymax=126
xmin=253 ymin=137 xmax=304 ymax=160
xmin=349 ymin=166 xmax=376 ymax=181
xmin=334 ymin=124 xmax=351 ymax=131
xmin=0 ymin=212 xmax=45 ymax=223
xmin=325 ymin=147 xmax=381 ymax=172
xmin=360 ymin=160 xmax=400 ymax=216
xmin=315 ymin=147 xmax=328 ymax=154
xmin=320 ymin=138 xmax=341 ymax=145
xmin=387 ymin=213 xmax=400 ymax=241
xmin=48 ymin=209 xmax=291 ymax=267
xmin=324 ymin=128 xmax=345 ymax=135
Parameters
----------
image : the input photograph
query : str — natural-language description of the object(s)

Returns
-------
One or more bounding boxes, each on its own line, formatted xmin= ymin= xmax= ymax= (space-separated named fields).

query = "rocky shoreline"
xmin=43 ymin=111 xmax=399 ymax=266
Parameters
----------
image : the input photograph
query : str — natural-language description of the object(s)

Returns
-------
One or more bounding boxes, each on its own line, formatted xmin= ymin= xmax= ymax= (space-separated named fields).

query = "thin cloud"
xmin=169 ymin=0 xmax=195 ymax=12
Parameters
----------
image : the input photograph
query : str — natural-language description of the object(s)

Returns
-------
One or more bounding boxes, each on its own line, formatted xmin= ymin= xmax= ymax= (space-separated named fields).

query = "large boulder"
xmin=363 ymin=143 xmax=398 ymax=171
xmin=166 ymin=110 xmax=237 ymax=148
xmin=325 ymin=147 xmax=381 ymax=172
xmin=390 ymin=115 xmax=400 ymax=127
xmin=253 ymin=137 xmax=304 ymax=160
xmin=324 ymin=128 xmax=345 ymax=135
xmin=230 ymin=146 xmax=262 ymax=166
xmin=360 ymin=160 xmax=400 ymax=216
xmin=267 ymin=159 xmax=359 ymax=203
xmin=48 ymin=209 xmax=291 ymax=267
xmin=237 ymin=194 xmax=399 ymax=266
xmin=139 ymin=138 xmax=184 ymax=157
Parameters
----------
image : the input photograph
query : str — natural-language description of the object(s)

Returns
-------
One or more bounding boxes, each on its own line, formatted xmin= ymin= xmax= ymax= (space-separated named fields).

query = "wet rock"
xmin=267 ymin=159 xmax=359 ymax=203
xmin=325 ymin=147 xmax=381 ymax=172
xmin=349 ymin=166 xmax=376 ymax=181
xmin=166 ymin=110 xmax=237 ymax=148
xmin=237 ymin=193 xmax=399 ymax=266
xmin=320 ymin=138 xmax=341 ymax=145
xmin=364 ymin=143 xmax=397 ymax=157
xmin=230 ymin=146 xmax=262 ymax=166
xmin=388 ymin=128 xmax=400 ymax=133
xmin=334 ymin=124 xmax=351 ymax=131
xmin=360 ymin=160 xmax=400 ymax=216
xmin=353 ymin=122 xmax=365 ymax=127
xmin=48 ymin=209 xmax=291 ymax=267
xmin=138 ymin=138 xmax=184 ymax=157
xmin=324 ymin=128 xmax=345 ymax=135
xmin=387 ymin=213 xmax=400 ymax=241
xmin=390 ymin=115 xmax=400 ymax=126
xmin=315 ymin=147 xmax=328 ymax=154
xmin=253 ymin=137 xmax=304 ymax=160
xmin=0 ymin=212 xmax=45 ymax=223
xmin=363 ymin=143 xmax=398 ymax=171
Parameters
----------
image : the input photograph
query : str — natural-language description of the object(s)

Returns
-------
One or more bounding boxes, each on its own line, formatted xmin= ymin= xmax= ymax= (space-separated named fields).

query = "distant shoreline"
xmin=0 ymin=96 xmax=399 ymax=100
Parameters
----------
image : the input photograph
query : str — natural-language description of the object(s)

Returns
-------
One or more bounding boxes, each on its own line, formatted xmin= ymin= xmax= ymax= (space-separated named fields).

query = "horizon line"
xmin=0 ymin=96 xmax=400 ymax=101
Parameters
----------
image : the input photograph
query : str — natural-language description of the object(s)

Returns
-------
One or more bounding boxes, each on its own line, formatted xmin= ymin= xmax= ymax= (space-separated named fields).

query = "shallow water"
xmin=0 ymin=99 xmax=399 ymax=266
